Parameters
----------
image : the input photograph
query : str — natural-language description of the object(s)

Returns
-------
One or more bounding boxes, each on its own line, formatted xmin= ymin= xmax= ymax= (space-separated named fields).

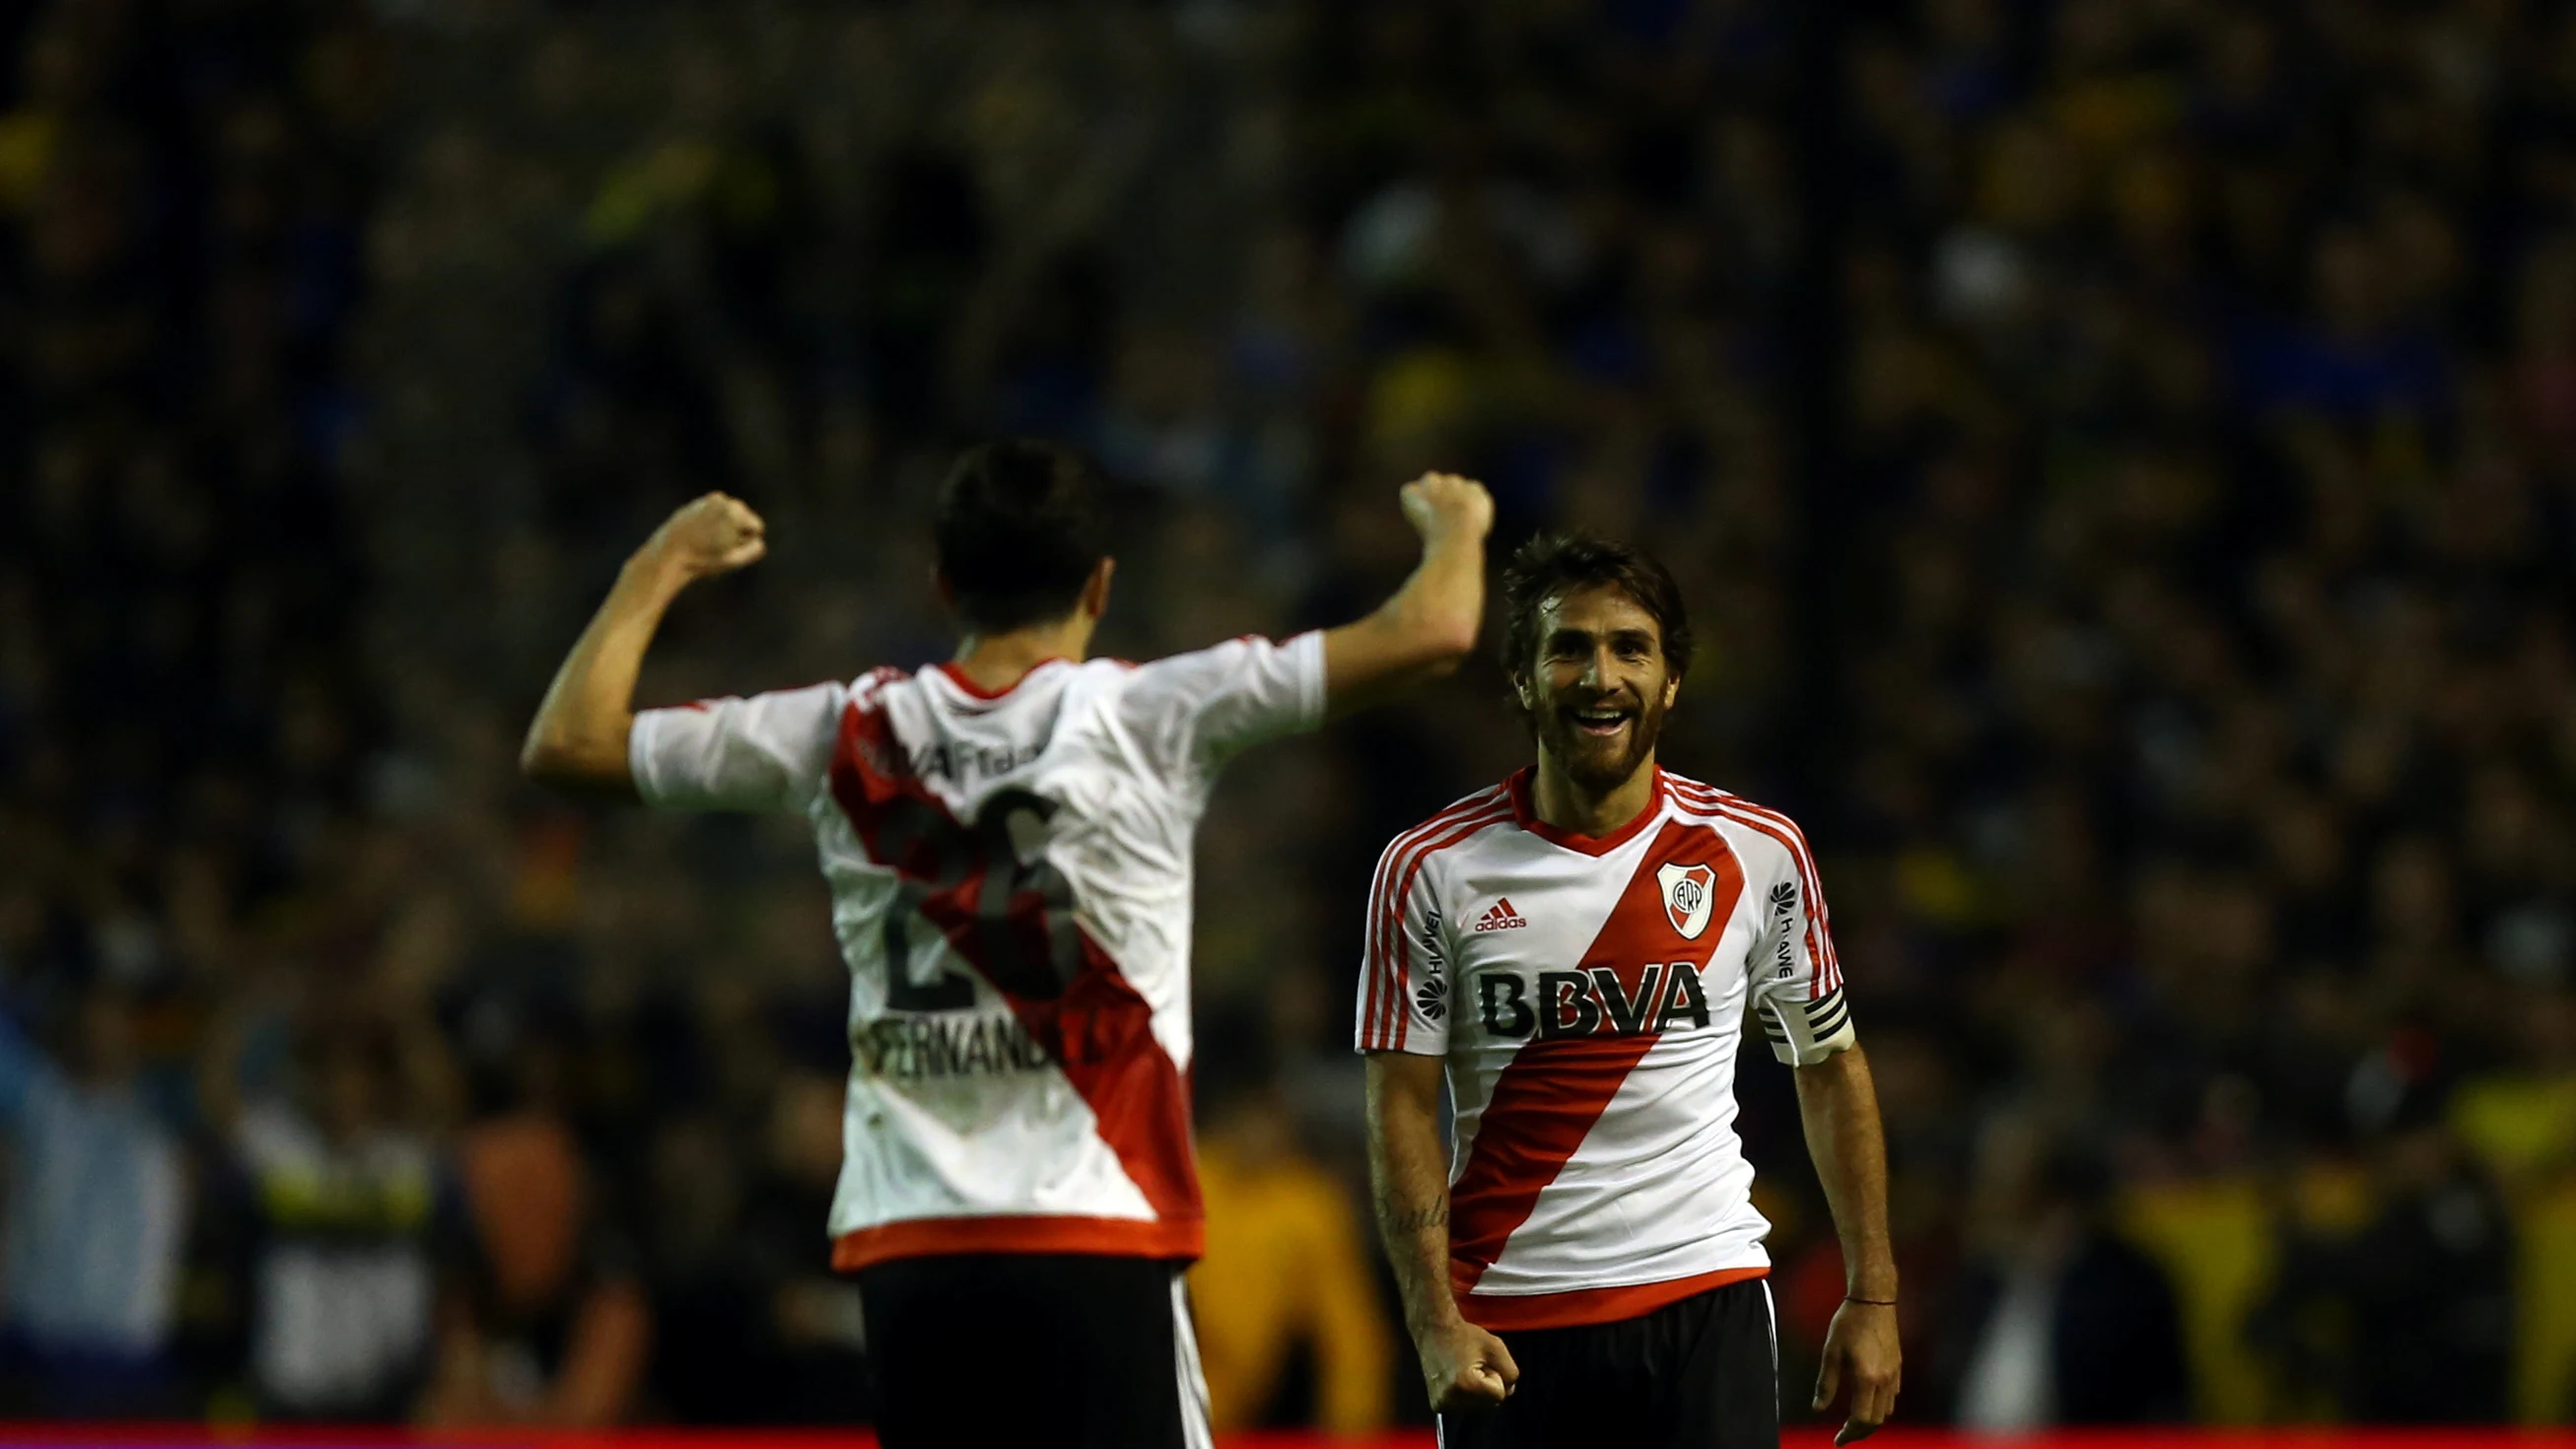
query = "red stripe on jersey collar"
xmin=1506 ymin=766 xmax=1669 ymax=857
xmin=933 ymin=657 xmax=1067 ymax=700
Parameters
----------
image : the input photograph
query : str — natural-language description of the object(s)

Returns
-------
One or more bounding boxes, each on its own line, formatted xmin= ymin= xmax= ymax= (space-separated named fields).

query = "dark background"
xmin=3 ymin=0 xmax=2573 ymax=1432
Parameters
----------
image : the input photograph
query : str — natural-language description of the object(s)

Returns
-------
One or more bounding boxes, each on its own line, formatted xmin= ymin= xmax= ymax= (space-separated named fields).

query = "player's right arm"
xmin=1321 ymin=472 xmax=1494 ymax=716
xmin=522 ymin=493 xmax=768 ymax=796
xmin=1363 ymin=1051 xmax=1518 ymax=1414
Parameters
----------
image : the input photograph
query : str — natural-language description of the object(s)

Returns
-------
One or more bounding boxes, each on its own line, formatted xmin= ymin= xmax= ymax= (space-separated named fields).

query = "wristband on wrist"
xmin=1845 ymin=1295 xmax=1897 ymax=1306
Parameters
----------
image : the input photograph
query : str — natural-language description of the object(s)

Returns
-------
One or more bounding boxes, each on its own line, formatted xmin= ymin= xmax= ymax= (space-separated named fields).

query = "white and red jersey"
xmin=630 ymin=634 xmax=1326 ymax=1273
xmin=1354 ymin=768 xmax=1855 ymax=1331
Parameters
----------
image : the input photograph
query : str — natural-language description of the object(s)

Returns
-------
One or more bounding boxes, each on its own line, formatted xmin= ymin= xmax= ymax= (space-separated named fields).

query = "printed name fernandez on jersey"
xmin=1354 ymin=768 xmax=1857 ymax=1331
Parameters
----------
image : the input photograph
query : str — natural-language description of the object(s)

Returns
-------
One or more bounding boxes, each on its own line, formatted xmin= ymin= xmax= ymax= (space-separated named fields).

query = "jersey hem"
xmin=1457 ymin=1265 xmax=1770 ymax=1331
xmin=830 ymin=1213 xmax=1204 ymax=1273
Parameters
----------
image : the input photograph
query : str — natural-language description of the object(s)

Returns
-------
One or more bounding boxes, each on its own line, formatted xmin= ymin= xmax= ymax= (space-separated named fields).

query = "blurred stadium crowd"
xmin=5 ymin=0 xmax=2576 ymax=1433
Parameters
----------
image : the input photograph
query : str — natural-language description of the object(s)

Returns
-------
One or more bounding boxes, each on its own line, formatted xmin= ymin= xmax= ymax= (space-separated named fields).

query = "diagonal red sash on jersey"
xmin=1444 ymin=817 xmax=1744 ymax=1296
xmin=825 ymin=697 xmax=1201 ymax=1235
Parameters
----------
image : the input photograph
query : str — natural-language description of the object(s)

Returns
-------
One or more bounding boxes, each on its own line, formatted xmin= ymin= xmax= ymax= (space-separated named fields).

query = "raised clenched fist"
xmin=1400 ymin=472 xmax=1496 ymax=547
xmin=640 ymin=492 xmax=768 ymax=583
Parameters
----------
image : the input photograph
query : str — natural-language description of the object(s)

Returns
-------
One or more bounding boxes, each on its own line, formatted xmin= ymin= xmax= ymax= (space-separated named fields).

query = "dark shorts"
xmin=857 ymin=1252 xmax=1210 ymax=1449
xmin=1439 ymin=1277 xmax=1779 ymax=1449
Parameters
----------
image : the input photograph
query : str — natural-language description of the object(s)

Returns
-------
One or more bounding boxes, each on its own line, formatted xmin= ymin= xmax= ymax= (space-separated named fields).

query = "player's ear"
xmin=1079 ymin=557 xmax=1115 ymax=621
xmin=1660 ymin=669 xmax=1680 ymax=711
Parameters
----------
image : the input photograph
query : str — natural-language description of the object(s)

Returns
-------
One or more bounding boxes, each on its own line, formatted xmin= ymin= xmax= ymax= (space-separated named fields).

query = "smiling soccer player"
xmin=1358 ymin=531 xmax=1902 ymax=1449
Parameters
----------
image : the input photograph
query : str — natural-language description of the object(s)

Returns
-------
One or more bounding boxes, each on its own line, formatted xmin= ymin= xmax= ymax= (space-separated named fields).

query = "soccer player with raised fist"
xmin=522 ymin=444 xmax=1492 ymax=1449
xmin=1358 ymin=532 xmax=1902 ymax=1449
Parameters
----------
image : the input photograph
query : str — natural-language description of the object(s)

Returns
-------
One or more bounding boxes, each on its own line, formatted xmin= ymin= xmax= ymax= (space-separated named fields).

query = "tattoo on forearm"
xmin=1377 ymin=1198 xmax=1450 ymax=1234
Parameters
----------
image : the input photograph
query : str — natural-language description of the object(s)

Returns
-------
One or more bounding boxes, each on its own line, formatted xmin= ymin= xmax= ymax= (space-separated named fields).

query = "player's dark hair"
xmin=1499 ymin=530 xmax=1695 ymax=682
xmin=934 ymin=440 xmax=1112 ymax=633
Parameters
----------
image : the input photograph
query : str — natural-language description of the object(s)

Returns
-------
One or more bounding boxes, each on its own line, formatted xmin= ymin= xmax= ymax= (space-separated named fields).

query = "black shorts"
xmin=1439 ymin=1277 xmax=1778 ymax=1449
xmin=857 ymin=1253 xmax=1210 ymax=1449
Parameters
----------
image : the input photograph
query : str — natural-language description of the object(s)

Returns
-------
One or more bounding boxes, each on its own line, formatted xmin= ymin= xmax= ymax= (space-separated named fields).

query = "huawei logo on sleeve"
xmin=1473 ymin=898 xmax=1528 ymax=932
xmin=1415 ymin=977 xmax=1447 ymax=1020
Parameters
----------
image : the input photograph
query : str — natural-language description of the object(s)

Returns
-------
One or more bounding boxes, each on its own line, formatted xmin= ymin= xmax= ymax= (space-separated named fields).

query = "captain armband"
xmin=1762 ymin=987 xmax=1855 ymax=1066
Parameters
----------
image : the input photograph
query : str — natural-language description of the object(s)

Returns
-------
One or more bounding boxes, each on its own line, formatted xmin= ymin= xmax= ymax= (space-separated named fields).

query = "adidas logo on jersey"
xmin=1473 ymin=898 xmax=1529 ymax=932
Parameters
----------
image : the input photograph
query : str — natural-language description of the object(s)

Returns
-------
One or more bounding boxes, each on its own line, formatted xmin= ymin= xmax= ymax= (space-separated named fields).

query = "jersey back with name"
xmin=631 ymin=634 xmax=1325 ymax=1271
xmin=1354 ymin=769 xmax=1855 ymax=1331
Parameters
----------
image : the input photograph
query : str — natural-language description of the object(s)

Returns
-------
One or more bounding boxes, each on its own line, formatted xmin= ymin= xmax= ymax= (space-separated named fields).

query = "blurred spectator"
xmin=2453 ymin=988 xmax=2576 ymax=1419
xmin=640 ymin=1113 xmax=787 ymax=1422
xmin=633 ymin=1078 xmax=866 ymax=1424
xmin=424 ymin=1010 xmax=649 ymax=1427
xmin=2454 ymin=988 xmax=2576 ymax=1196
xmin=0 ymin=982 xmax=188 ymax=1415
xmin=2263 ymin=1043 xmax=2516 ymax=1422
xmin=1188 ymin=1021 xmax=1393 ymax=1435
xmin=1946 ymin=1132 xmax=2188 ymax=1427
xmin=198 ymin=998 xmax=469 ymax=1419
xmin=746 ymin=1070 xmax=874 ymax=1423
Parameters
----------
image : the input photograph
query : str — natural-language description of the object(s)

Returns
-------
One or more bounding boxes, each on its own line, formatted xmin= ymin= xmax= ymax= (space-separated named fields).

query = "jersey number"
xmin=871 ymin=788 xmax=1082 ymax=1011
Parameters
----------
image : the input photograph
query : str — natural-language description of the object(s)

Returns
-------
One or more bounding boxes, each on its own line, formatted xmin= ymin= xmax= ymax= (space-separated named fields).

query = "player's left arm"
xmin=1755 ymin=824 xmax=1899 ymax=1445
xmin=1117 ymin=474 xmax=1490 ymax=776
xmin=1794 ymin=1041 xmax=1902 ymax=1446
xmin=522 ymin=492 xmax=768 ymax=796
xmin=1320 ymin=471 xmax=1493 ymax=716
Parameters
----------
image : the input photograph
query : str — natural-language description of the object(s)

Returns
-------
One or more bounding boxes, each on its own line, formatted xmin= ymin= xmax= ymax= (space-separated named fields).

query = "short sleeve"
xmin=1745 ymin=826 xmax=1854 ymax=1067
xmin=629 ymin=682 xmax=844 ymax=813
xmin=1119 ymin=632 xmax=1327 ymax=778
xmin=1355 ymin=836 xmax=1450 ymax=1056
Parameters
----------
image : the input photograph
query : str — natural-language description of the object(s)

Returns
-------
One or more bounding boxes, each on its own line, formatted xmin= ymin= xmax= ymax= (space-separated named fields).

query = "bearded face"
xmin=1517 ymin=585 xmax=1680 ymax=795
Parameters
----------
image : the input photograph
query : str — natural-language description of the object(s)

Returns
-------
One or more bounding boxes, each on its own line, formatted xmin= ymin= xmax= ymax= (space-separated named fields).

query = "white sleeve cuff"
xmin=1287 ymin=629 xmax=1328 ymax=730
xmin=627 ymin=708 xmax=672 ymax=806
